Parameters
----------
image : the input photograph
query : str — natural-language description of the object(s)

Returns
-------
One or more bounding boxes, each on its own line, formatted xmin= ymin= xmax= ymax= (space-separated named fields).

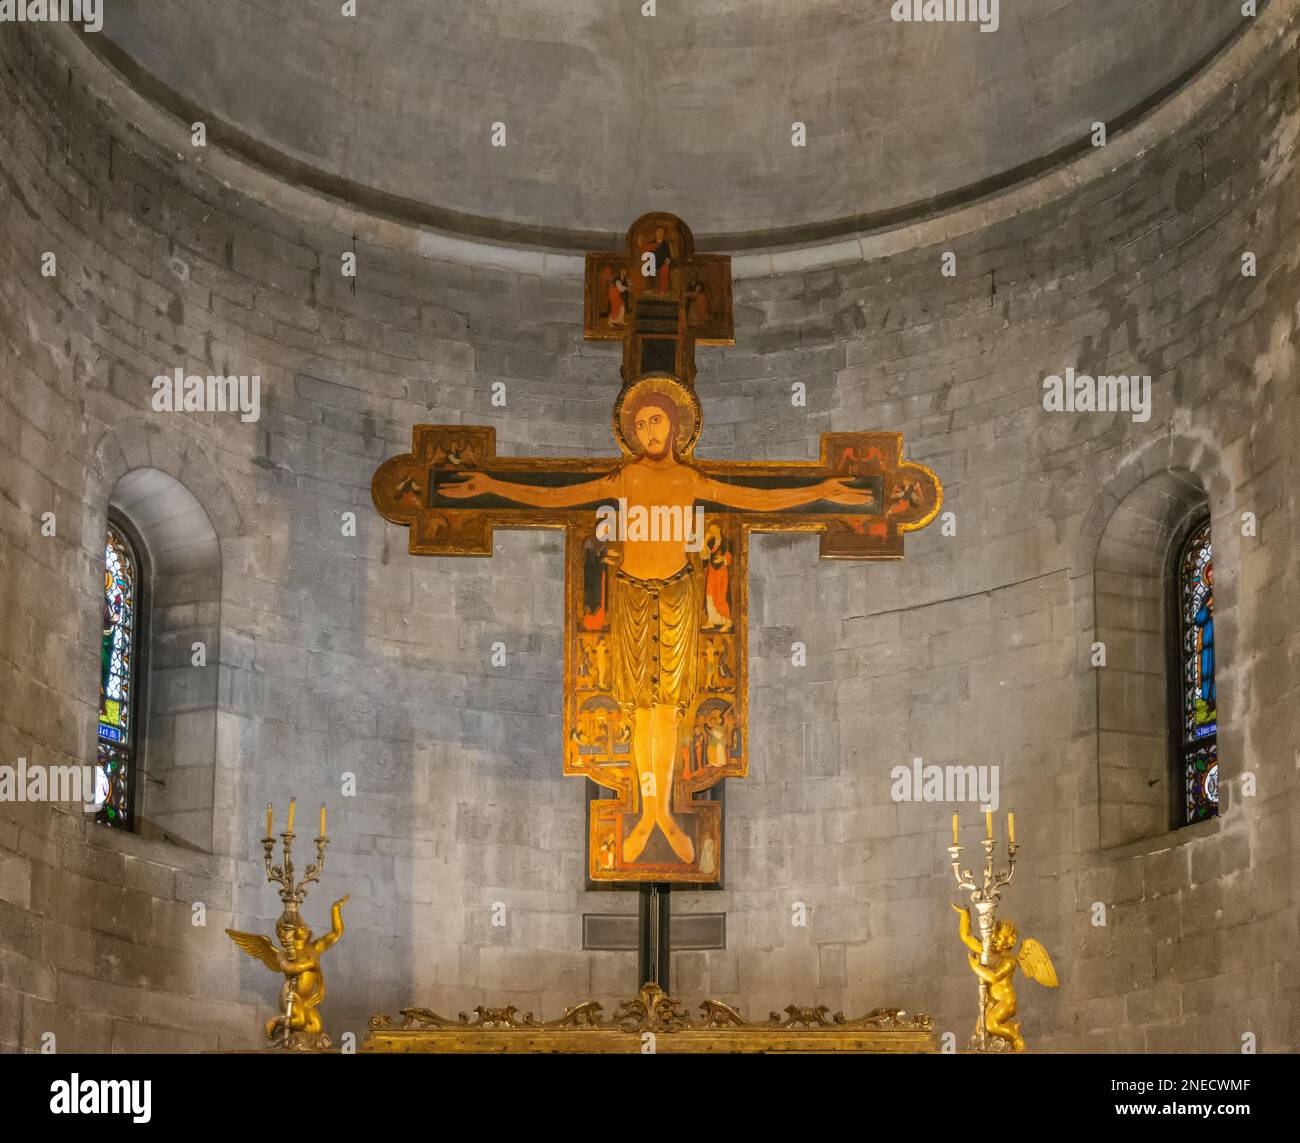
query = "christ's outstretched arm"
xmin=696 ymin=473 xmax=875 ymax=512
xmin=440 ymin=471 xmax=617 ymax=508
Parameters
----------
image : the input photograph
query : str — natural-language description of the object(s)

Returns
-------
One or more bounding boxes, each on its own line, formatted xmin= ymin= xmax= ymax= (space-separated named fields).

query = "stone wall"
xmin=0 ymin=6 xmax=1297 ymax=1052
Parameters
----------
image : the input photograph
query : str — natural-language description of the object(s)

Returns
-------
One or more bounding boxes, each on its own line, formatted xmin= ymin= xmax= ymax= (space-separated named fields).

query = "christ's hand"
xmin=817 ymin=477 xmax=876 ymax=506
xmin=440 ymin=473 xmax=493 ymax=498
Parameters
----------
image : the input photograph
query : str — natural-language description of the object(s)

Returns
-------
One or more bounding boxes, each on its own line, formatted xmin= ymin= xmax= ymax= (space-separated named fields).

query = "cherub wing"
xmin=1017 ymin=938 xmax=1059 ymax=988
xmin=225 ymin=929 xmax=282 ymax=971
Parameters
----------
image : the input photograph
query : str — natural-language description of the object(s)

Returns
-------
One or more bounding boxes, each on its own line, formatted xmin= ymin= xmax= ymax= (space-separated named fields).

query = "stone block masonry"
xmin=0 ymin=8 xmax=1298 ymax=1051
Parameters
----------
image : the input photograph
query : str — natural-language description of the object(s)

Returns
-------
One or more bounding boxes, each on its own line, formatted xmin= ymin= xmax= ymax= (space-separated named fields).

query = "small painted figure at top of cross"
xmin=585 ymin=213 xmax=734 ymax=389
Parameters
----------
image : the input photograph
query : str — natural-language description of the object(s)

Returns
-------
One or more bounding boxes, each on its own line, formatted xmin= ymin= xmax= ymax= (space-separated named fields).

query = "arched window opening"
xmin=93 ymin=467 xmax=222 ymax=850
xmin=1172 ymin=519 xmax=1217 ymax=826
xmin=1093 ymin=467 xmax=1213 ymax=847
xmin=97 ymin=521 xmax=145 ymax=828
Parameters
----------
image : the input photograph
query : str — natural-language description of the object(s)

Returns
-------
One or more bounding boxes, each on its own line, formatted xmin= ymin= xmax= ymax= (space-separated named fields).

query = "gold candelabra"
xmin=947 ymin=810 xmax=1056 ymax=1052
xmin=226 ymin=799 xmax=349 ymax=1051
xmin=950 ymin=811 xmax=1017 ymax=1052
xmin=262 ymin=796 xmax=329 ymax=907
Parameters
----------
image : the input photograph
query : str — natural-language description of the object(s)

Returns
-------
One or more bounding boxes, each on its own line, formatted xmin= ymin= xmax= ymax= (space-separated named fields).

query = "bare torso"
xmin=613 ymin=457 xmax=702 ymax=580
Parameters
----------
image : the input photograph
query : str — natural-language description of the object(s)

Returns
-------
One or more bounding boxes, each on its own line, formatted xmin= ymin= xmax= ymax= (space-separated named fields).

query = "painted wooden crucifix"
xmin=372 ymin=213 xmax=943 ymax=885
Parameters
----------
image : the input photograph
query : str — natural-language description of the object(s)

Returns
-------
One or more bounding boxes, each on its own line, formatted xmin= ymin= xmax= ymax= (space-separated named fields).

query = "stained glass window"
xmin=1175 ymin=520 xmax=1217 ymax=825
xmin=96 ymin=524 xmax=139 ymax=827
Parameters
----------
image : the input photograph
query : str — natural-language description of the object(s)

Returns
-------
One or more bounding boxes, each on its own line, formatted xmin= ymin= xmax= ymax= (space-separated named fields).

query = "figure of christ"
xmin=642 ymin=226 xmax=673 ymax=292
xmin=441 ymin=393 xmax=871 ymax=864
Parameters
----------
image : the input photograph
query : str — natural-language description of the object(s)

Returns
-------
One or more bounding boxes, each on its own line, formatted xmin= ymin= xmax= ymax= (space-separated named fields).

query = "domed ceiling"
xmin=94 ymin=0 xmax=1250 ymax=249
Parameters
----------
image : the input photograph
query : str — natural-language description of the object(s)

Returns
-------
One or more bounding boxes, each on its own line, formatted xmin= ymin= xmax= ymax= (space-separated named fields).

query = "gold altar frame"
xmin=364 ymin=984 xmax=936 ymax=1054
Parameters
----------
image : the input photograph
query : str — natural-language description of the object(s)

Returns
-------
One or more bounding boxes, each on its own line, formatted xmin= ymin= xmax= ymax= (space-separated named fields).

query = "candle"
xmin=265 ymin=803 xmax=273 ymax=838
xmin=319 ymin=802 xmax=327 ymax=838
xmin=1008 ymin=812 xmax=1015 ymax=845
xmin=287 ymin=798 xmax=296 ymax=833
xmin=985 ymin=810 xmax=992 ymax=839
xmin=951 ymin=812 xmax=959 ymax=846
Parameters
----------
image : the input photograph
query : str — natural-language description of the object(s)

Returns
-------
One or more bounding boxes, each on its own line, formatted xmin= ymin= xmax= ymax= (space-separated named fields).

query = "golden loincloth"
xmin=609 ymin=558 xmax=703 ymax=714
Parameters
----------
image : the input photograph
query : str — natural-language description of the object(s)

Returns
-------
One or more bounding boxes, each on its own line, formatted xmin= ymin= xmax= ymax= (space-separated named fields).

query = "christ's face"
xmin=633 ymin=406 xmax=672 ymax=458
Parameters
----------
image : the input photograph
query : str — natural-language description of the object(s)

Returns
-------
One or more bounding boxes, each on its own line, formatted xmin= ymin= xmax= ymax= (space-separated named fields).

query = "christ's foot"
xmin=662 ymin=821 xmax=695 ymax=864
xmin=623 ymin=816 xmax=654 ymax=863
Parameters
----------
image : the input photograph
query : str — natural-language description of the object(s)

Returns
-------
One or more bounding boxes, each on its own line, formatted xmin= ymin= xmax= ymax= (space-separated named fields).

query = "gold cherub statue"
xmin=228 ymin=799 xmax=346 ymax=1050
xmin=227 ymin=895 xmax=349 ymax=1050
xmin=953 ymin=903 xmax=1057 ymax=1052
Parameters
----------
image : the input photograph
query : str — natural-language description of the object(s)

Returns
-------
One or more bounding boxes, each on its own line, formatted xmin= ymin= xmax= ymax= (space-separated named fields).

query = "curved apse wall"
xmin=0 ymin=5 xmax=1297 ymax=1052
xmin=90 ymin=0 xmax=1255 ymax=247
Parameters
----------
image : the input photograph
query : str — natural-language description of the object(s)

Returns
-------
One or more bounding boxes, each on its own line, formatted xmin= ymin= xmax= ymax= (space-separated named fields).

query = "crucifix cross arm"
xmin=374 ymin=421 xmax=941 ymax=563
